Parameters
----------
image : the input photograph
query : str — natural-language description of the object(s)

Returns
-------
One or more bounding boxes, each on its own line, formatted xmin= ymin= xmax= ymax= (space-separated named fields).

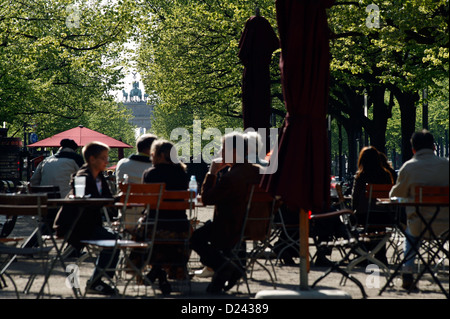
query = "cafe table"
xmin=37 ymin=196 xmax=115 ymax=299
xmin=376 ymin=198 xmax=449 ymax=298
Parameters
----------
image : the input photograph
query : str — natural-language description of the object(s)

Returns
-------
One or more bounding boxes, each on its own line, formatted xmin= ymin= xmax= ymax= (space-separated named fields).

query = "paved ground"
xmin=1 ymin=206 xmax=448 ymax=303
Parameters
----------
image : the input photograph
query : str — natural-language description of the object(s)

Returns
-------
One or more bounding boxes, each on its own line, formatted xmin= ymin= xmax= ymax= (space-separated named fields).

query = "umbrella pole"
xmin=299 ymin=208 xmax=310 ymax=290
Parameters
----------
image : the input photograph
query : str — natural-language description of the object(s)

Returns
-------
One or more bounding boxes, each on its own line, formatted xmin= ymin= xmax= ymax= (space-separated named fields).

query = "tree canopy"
xmin=0 ymin=0 xmax=138 ymax=153
xmin=1 ymin=0 xmax=448 ymax=171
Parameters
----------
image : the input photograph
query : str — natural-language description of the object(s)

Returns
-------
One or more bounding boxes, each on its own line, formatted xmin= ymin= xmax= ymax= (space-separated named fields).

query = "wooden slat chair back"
xmin=366 ymin=183 xmax=393 ymax=201
xmin=28 ymin=185 xmax=61 ymax=199
xmin=116 ymin=183 xmax=166 ymax=233
xmin=160 ymin=190 xmax=193 ymax=211
xmin=0 ymin=193 xmax=48 ymax=216
xmin=243 ymin=185 xmax=277 ymax=241
xmin=415 ymin=186 xmax=449 ymax=204
xmin=119 ymin=183 xmax=165 ymax=208
xmin=364 ymin=183 xmax=395 ymax=231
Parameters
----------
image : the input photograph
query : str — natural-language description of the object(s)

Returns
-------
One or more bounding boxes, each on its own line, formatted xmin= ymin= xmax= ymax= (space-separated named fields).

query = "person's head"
xmin=60 ymin=138 xmax=78 ymax=151
xmin=357 ymin=146 xmax=382 ymax=173
xmin=244 ymin=131 xmax=264 ymax=163
xmin=379 ymin=151 xmax=392 ymax=169
xmin=136 ymin=133 xmax=158 ymax=155
xmin=82 ymin=141 xmax=110 ymax=176
xmin=411 ymin=129 xmax=435 ymax=153
xmin=151 ymin=139 xmax=186 ymax=170
xmin=221 ymin=131 xmax=248 ymax=165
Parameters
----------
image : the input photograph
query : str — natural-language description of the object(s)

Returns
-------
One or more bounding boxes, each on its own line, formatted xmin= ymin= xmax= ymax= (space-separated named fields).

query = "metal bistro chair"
xmin=0 ymin=193 xmax=53 ymax=298
xmin=81 ymin=183 xmax=165 ymax=297
xmin=344 ymin=184 xmax=395 ymax=279
xmin=412 ymin=185 xmax=449 ymax=296
xmin=310 ymin=208 xmax=368 ymax=298
xmin=226 ymin=184 xmax=278 ymax=294
xmin=27 ymin=185 xmax=61 ymax=241
xmin=150 ymin=188 xmax=194 ymax=295
xmin=379 ymin=185 xmax=449 ymax=298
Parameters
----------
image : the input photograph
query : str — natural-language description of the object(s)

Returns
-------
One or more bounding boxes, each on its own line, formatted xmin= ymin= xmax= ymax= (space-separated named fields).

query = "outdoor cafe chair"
xmin=378 ymin=185 xmax=449 ymax=298
xmin=84 ymin=183 xmax=195 ymax=297
xmin=404 ymin=185 xmax=447 ymax=296
xmin=80 ymin=182 xmax=165 ymax=297
xmin=223 ymin=184 xmax=278 ymax=295
xmin=341 ymin=183 xmax=396 ymax=281
xmin=310 ymin=207 xmax=368 ymax=299
xmin=148 ymin=188 xmax=195 ymax=295
xmin=0 ymin=193 xmax=53 ymax=298
xmin=310 ymin=184 xmax=397 ymax=299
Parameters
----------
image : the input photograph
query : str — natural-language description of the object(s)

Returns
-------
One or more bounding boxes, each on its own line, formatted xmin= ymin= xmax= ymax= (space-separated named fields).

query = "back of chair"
xmin=414 ymin=186 xmax=449 ymax=204
xmin=364 ymin=183 xmax=394 ymax=231
xmin=243 ymin=184 xmax=276 ymax=241
xmin=365 ymin=183 xmax=393 ymax=200
xmin=0 ymin=193 xmax=48 ymax=216
xmin=28 ymin=185 xmax=61 ymax=199
xmin=160 ymin=190 xmax=192 ymax=211
xmin=119 ymin=183 xmax=165 ymax=209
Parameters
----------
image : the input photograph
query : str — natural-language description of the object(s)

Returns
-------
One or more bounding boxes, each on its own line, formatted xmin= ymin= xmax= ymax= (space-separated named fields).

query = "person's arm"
xmin=30 ymin=161 xmax=43 ymax=186
xmin=389 ymin=167 xmax=410 ymax=199
xmin=201 ymin=163 xmax=233 ymax=206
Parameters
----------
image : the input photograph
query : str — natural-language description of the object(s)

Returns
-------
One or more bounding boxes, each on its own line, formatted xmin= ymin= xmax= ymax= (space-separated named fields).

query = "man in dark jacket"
xmin=190 ymin=132 xmax=266 ymax=294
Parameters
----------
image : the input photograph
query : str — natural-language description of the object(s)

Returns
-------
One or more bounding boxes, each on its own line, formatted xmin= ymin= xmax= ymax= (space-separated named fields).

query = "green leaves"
xmin=136 ymin=0 xmax=280 ymax=138
xmin=1 ymin=0 xmax=138 ymax=143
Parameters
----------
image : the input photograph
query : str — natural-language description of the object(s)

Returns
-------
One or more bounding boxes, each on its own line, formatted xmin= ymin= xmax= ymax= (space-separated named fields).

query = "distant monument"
xmin=121 ymin=73 xmax=153 ymax=131
xmin=129 ymin=81 xmax=142 ymax=102
xmin=122 ymin=89 xmax=128 ymax=102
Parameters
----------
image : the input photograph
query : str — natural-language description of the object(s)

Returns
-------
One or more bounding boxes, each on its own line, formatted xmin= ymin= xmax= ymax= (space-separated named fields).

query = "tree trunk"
xmin=366 ymin=86 xmax=391 ymax=154
xmin=392 ymin=88 xmax=420 ymax=163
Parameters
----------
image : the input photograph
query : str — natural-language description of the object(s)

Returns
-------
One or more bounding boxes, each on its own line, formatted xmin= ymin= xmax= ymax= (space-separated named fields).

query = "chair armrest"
xmin=310 ymin=209 xmax=353 ymax=220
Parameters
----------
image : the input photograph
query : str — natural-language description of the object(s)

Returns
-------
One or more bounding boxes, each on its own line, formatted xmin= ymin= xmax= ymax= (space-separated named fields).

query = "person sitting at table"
xmin=54 ymin=141 xmax=120 ymax=295
xmin=31 ymin=138 xmax=84 ymax=198
xmin=132 ymin=139 xmax=190 ymax=295
xmin=389 ymin=130 xmax=449 ymax=291
xmin=115 ymin=133 xmax=157 ymax=229
xmin=190 ymin=131 xmax=269 ymax=294
xmin=351 ymin=146 xmax=395 ymax=265
xmin=27 ymin=138 xmax=84 ymax=248
xmin=116 ymin=133 xmax=158 ymax=186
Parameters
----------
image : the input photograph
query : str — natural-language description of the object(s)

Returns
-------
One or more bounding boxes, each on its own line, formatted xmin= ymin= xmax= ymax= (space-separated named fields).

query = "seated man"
xmin=116 ymin=133 xmax=157 ymax=185
xmin=190 ymin=132 xmax=267 ymax=293
xmin=390 ymin=130 xmax=449 ymax=290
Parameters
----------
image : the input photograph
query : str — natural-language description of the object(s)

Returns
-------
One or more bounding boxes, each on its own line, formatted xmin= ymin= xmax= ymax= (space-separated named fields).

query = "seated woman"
xmin=135 ymin=139 xmax=190 ymax=295
xmin=351 ymin=146 xmax=395 ymax=265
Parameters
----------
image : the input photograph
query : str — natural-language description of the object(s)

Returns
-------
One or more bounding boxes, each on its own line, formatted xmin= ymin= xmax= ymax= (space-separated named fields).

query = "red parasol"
xmin=27 ymin=125 xmax=132 ymax=149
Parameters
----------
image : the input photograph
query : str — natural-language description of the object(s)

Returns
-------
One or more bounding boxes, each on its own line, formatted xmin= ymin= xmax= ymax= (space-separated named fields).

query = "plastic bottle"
xmin=188 ymin=175 xmax=198 ymax=204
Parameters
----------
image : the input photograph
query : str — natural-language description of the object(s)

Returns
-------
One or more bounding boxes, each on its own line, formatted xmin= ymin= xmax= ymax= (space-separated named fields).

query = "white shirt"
xmin=390 ymin=149 xmax=449 ymax=237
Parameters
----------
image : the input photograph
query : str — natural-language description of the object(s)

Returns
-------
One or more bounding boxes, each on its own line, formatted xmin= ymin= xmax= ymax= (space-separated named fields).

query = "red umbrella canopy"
xmin=261 ymin=0 xmax=334 ymax=213
xmin=27 ymin=125 xmax=132 ymax=149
